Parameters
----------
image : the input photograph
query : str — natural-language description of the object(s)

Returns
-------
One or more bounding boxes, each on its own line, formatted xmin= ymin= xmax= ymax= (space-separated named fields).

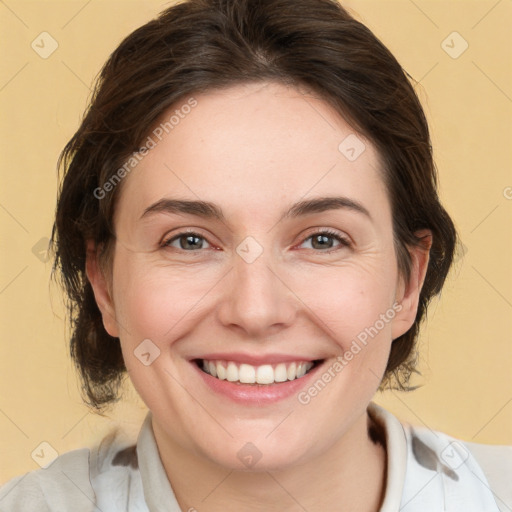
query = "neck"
xmin=152 ymin=408 xmax=387 ymax=512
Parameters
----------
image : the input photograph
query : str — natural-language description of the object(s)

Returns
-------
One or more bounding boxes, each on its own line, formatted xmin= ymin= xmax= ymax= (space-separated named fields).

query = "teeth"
xmin=217 ymin=363 xmax=227 ymax=380
xmin=226 ymin=362 xmax=238 ymax=382
xmin=239 ymin=364 xmax=256 ymax=384
xmin=200 ymin=359 xmax=315 ymax=385
xmin=208 ymin=361 xmax=217 ymax=378
xmin=287 ymin=362 xmax=296 ymax=380
xmin=274 ymin=363 xmax=288 ymax=382
xmin=256 ymin=365 xmax=274 ymax=384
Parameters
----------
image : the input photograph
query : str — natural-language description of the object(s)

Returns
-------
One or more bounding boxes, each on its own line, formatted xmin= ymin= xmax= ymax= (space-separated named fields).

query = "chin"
xmin=208 ymin=447 xmax=308 ymax=473
xmin=195 ymin=430 xmax=315 ymax=473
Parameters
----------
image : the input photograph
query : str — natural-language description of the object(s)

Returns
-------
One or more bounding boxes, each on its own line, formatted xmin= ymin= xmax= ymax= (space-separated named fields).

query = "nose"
xmin=216 ymin=245 xmax=298 ymax=338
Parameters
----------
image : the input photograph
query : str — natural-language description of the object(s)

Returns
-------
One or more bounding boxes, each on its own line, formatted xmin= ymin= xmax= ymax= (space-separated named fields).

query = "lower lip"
xmin=192 ymin=361 xmax=323 ymax=405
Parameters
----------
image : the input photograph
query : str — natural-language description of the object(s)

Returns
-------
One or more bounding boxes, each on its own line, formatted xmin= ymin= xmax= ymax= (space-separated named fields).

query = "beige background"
xmin=0 ymin=0 xmax=511 ymax=484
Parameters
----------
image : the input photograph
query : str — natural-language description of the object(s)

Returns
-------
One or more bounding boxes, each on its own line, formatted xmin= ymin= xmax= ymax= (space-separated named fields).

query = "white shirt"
xmin=1 ymin=402 xmax=511 ymax=511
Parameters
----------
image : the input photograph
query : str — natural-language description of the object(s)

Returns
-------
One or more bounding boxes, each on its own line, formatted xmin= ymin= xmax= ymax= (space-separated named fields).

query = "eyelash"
xmin=161 ymin=228 xmax=352 ymax=254
xmin=300 ymin=229 xmax=352 ymax=252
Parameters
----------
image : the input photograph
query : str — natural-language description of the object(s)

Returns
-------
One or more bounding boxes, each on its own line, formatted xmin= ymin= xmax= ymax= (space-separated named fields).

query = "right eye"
xmin=162 ymin=231 xmax=212 ymax=251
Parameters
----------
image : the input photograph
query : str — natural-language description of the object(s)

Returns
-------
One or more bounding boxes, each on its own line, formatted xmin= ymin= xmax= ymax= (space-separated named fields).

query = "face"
xmin=88 ymin=81 xmax=426 ymax=471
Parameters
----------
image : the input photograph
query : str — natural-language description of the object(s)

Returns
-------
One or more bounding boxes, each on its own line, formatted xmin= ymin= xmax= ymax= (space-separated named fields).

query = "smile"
xmin=198 ymin=359 xmax=318 ymax=385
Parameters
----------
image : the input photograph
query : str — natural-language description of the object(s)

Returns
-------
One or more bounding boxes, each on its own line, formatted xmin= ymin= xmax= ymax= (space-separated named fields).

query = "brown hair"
xmin=51 ymin=0 xmax=457 ymax=411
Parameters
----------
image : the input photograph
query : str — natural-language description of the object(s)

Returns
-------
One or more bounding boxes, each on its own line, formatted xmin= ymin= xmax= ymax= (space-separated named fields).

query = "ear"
xmin=391 ymin=229 xmax=432 ymax=340
xmin=85 ymin=240 xmax=119 ymax=338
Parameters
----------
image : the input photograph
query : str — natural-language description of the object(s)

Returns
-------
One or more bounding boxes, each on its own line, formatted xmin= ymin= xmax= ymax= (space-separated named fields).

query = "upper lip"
xmin=192 ymin=353 xmax=322 ymax=365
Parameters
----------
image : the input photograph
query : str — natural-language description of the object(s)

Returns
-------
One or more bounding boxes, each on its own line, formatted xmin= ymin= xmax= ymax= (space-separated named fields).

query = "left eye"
xmin=299 ymin=231 xmax=350 ymax=251
xmin=163 ymin=232 xmax=211 ymax=251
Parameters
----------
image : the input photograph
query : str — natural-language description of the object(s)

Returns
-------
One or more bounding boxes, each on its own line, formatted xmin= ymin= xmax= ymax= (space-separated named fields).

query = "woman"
xmin=1 ymin=0 xmax=510 ymax=510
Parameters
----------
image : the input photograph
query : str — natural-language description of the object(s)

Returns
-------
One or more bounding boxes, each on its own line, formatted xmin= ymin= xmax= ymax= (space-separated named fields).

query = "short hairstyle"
xmin=51 ymin=0 xmax=457 ymax=411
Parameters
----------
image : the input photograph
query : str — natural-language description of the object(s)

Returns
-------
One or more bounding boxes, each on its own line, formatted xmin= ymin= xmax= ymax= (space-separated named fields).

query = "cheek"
xmin=111 ymin=255 xmax=220 ymax=342
xmin=290 ymin=262 xmax=398 ymax=353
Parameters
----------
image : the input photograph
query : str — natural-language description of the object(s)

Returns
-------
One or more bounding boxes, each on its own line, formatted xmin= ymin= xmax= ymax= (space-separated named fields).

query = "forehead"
xmin=115 ymin=81 xmax=390 ymax=228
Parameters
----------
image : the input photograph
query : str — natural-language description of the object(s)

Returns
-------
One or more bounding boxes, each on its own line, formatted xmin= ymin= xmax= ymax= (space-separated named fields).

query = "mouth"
xmin=194 ymin=358 xmax=322 ymax=385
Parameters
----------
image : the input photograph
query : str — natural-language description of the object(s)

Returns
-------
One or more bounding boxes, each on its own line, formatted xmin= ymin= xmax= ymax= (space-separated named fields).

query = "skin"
xmin=86 ymin=81 xmax=431 ymax=511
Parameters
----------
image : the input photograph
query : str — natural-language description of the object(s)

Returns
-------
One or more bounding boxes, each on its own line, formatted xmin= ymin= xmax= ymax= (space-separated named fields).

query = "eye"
xmin=160 ymin=229 xmax=350 ymax=253
xmin=162 ymin=231 xmax=211 ymax=251
xmin=298 ymin=229 xmax=351 ymax=252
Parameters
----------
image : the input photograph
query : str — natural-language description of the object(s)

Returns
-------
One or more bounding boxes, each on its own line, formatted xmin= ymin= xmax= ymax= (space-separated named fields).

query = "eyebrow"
xmin=140 ymin=196 xmax=372 ymax=223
